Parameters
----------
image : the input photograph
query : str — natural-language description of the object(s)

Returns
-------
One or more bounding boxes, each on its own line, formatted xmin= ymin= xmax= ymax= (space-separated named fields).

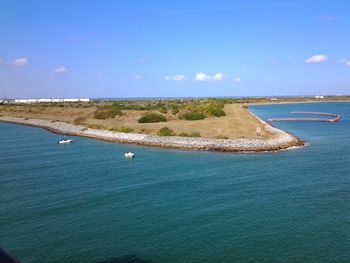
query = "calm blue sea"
xmin=1 ymin=103 xmax=349 ymax=263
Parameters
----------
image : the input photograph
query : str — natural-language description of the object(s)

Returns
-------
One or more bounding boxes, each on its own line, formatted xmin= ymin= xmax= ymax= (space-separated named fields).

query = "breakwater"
xmin=0 ymin=115 xmax=303 ymax=153
xmin=268 ymin=111 xmax=341 ymax=123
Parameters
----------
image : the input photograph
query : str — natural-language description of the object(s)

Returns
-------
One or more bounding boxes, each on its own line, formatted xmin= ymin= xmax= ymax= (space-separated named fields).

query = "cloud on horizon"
xmin=164 ymin=74 xmax=186 ymax=81
xmin=234 ymin=77 xmax=241 ymax=82
xmin=213 ymin=72 xmax=225 ymax=81
xmin=339 ymin=59 xmax=350 ymax=66
xmin=53 ymin=66 xmax=69 ymax=74
xmin=12 ymin=57 xmax=29 ymax=67
xmin=195 ymin=72 xmax=225 ymax=81
xmin=305 ymin=55 xmax=327 ymax=64
xmin=134 ymin=74 xmax=143 ymax=79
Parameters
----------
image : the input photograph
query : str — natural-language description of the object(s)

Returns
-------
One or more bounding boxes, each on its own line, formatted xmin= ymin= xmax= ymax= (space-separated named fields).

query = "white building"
xmin=314 ymin=95 xmax=325 ymax=99
xmin=12 ymin=98 xmax=90 ymax=104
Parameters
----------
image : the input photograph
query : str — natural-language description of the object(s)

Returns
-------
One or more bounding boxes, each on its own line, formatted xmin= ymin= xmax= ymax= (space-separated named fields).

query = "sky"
xmin=0 ymin=0 xmax=350 ymax=98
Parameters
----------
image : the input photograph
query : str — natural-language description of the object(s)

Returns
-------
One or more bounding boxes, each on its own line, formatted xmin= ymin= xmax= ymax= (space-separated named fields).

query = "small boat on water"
xmin=58 ymin=138 xmax=74 ymax=144
xmin=124 ymin=151 xmax=135 ymax=158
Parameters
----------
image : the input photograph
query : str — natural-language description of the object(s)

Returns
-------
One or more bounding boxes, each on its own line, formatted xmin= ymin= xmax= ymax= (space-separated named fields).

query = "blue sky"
xmin=0 ymin=0 xmax=349 ymax=98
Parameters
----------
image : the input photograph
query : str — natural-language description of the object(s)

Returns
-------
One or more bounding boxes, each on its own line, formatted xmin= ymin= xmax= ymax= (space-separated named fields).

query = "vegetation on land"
xmin=93 ymin=104 xmax=123 ymax=119
xmin=138 ymin=113 xmax=167 ymax=123
xmin=179 ymin=132 xmax=201 ymax=137
xmin=158 ymin=127 xmax=174 ymax=136
xmin=87 ymin=124 xmax=105 ymax=129
xmin=4 ymin=96 xmax=347 ymax=139
xmin=179 ymin=112 xmax=205 ymax=120
xmin=91 ymin=98 xmax=227 ymax=121
xmin=74 ymin=117 xmax=87 ymax=125
xmin=109 ymin=126 xmax=134 ymax=133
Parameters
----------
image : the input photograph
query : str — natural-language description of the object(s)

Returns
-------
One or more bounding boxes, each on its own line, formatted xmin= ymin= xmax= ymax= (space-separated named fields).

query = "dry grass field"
xmin=0 ymin=103 xmax=273 ymax=139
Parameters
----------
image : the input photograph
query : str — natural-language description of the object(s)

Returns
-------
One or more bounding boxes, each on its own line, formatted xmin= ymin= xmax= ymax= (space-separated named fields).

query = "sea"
xmin=0 ymin=102 xmax=349 ymax=263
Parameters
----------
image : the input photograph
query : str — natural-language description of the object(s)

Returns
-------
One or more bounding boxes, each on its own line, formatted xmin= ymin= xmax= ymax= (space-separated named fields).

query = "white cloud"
xmin=339 ymin=59 xmax=350 ymax=66
xmin=195 ymin=72 xmax=212 ymax=81
xmin=213 ymin=72 xmax=225 ymax=81
xmin=305 ymin=55 xmax=327 ymax=64
xmin=164 ymin=74 xmax=186 ymax=81
xmin=12 ymin=57 xmax=28 ymax=67
xmin=234 ymin=77 xmax=241 ymax=82
xmin=53 ymin=66 xmax=69 ymax=74
xmin=135 ymin=74 xmax=143 ymax=79
xmin=195 ymin=72 xmax=225 ymax=81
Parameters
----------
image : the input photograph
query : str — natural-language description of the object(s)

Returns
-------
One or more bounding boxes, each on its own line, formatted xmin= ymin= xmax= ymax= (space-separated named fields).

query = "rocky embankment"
xmin=0 ymin=115 xmax=303 ymax=152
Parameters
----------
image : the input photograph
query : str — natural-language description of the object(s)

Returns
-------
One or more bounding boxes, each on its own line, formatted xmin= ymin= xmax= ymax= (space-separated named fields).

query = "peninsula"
xmin=1 ymin=96 xmax=346 ymax=152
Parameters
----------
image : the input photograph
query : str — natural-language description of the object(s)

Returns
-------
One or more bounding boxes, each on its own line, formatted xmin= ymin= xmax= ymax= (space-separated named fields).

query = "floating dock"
xmin=268 ymin=111 xmax=341 ymax=123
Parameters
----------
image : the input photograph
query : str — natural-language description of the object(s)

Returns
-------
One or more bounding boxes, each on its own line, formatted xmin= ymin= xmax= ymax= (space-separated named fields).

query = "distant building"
xmin=270 ymin=98 xmax=278 ymax=101
xmin=314 ymin=95 xmax=325 ymax=99
xmin=12 ymin=98 xmax=90 ymax=104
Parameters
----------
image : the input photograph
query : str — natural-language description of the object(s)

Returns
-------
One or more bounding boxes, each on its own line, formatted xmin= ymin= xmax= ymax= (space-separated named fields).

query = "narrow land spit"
xmin=268 ymin=112 xmax=341 ymax=123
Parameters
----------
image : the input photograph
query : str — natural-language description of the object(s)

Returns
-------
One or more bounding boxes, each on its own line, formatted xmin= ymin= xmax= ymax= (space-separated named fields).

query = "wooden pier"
xmin=268 ymin=111 xmax=341 ymax=123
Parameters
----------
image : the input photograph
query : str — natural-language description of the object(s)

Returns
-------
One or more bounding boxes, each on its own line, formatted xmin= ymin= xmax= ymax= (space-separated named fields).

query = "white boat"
xmin=58 ymin=139 xmax=74 ymax=144
xmin=124 ymin=151 xmax=135 ymax=158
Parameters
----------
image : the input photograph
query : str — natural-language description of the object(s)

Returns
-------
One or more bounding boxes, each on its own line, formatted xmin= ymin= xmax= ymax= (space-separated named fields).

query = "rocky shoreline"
xmin=0 ymin=115 xmax=304 ymax=153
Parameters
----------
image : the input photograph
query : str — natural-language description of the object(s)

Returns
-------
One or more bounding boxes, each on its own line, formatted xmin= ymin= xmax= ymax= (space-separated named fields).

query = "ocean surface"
xmin=1 ymin=102 xmax=349 ymax=263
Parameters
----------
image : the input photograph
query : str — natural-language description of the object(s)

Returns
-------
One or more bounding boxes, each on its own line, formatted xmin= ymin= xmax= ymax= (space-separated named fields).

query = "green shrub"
xmin=109 ymin=126 xmax=134 ymax=133
xmin=179 ymin=112 xmax=205 ymax=120
xmin=138 ymin=113 xmax=167 ymax=123
xmin=215 ymin=135 xmax=228 ymax=139
xmin=158 ymin=127 xmax=174 ymax=136
xmin=119 ymin=127 xmax=134 ymax=133
xmin=172 ymin=107 xmax=179 ymax=115
xmin=206 ymin=106 xmax=226 ymax=117
xmin=179 ymin=132 xmax=201 ymax=137
xmin=159 ymin=106 xmax=168 ymax=114
xmin=93 ymin=105 xmax=122 ymax=119
xmin=74 ymin=117 xmax=87 ymax=125
xmin=87 ymin=124 xmax=104 ymax=129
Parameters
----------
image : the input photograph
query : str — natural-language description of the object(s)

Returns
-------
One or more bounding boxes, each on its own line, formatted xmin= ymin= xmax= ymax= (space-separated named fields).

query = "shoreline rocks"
xmin=0 ymin=115 xmax=304 ymax=153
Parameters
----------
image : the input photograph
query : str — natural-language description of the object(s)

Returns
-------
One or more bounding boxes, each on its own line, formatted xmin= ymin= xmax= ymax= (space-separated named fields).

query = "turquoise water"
xmin=1 ymin=102 xmax=349 ymax=263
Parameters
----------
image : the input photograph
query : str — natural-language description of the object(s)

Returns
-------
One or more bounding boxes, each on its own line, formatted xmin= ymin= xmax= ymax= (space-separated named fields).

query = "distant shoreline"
xmin=0 ymin=109 xmax=304 ymax=153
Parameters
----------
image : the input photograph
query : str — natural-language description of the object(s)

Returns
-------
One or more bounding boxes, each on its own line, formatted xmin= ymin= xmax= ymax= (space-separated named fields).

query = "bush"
xmin=119 ymin=127 xmax=134 ymax=133
xmin=158 ymin=127 xmax=174 ymax=136
xmin=179 ymin=112 xmax=205 ymax=120
xmin=87 ymin=124 xmax=104 ymax=129
xmin=215 ymin=135 xmax=228 ymax=139
xmin=138 ymin=113 xmax=167 ymax=123
xmin=171 ymin=107 xmax=179 ymax=115
xmin=159 ymin=107 xmax=168 ymax=114
xmin=179 ymin=132 xmax=201 ymax=137
xmin=206 ymin=106 xmax=226 ymax=117
xmin=109 ymin=126 xmax=134 ymax=133
xmin=93 ymin=105 xmax=122 ymax=119
xmin=74 ymin=117 xmax=87 ymax=125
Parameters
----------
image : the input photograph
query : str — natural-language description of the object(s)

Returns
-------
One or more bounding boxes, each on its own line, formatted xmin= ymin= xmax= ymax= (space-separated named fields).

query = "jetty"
xmin=268 ymin=112 xmax=341 ymax=123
